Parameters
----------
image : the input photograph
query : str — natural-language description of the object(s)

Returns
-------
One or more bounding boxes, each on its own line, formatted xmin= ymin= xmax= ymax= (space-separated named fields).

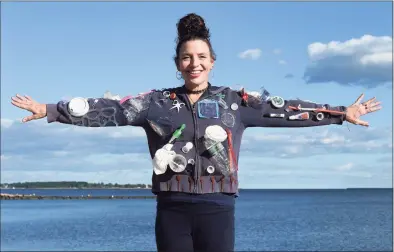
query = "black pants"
xmin=155 ymin=201 xmax=235 ymax=252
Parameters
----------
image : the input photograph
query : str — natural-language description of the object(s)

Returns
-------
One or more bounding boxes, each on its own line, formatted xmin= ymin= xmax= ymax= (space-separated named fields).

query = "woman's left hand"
xmin=345 ymin=93 xmax=382 ymax=127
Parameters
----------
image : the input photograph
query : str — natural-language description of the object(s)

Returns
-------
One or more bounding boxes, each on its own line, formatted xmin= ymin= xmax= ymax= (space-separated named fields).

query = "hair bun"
xmin=177 ymin=13 xmax=210 ymax=40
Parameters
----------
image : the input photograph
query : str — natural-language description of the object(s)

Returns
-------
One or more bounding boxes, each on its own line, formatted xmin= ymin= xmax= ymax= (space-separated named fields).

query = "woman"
xmin=11 ymin=13 xmax=381 ymax=252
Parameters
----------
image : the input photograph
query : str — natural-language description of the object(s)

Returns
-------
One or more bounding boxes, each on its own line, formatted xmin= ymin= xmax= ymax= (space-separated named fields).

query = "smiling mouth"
xmin=188 ymin=70 xmax=203 ymax=74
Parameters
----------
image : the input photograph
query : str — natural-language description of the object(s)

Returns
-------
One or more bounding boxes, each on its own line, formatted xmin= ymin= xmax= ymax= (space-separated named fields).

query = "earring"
xmin=210 ymin=70 xmax=214 ymax=79
xmin=176 ymin=71 xmax=183 ymax=80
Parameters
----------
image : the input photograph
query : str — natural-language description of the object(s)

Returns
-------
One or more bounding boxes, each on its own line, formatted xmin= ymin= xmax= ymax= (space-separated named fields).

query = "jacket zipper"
xmin=186 ymin=92 xmax=221 ymax=193
xmin=193 ymin=92 xmax=221 ymax=193
xmin=192 ymin=104 xmax=199 ymax=193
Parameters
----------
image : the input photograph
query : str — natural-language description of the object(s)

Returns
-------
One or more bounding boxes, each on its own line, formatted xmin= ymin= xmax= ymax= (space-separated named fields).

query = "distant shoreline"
xmin=1 ymin=188 xmax=151 ymax=190
xmin=1 ymin=188 xmax=391 ymax=190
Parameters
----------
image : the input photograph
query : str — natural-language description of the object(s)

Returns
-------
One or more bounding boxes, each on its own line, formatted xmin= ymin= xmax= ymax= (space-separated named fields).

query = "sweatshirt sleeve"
xmin=240 ymin=96 xmax=347 ymax=128
xmin=46 ymin=91 xmax=154 ymax=127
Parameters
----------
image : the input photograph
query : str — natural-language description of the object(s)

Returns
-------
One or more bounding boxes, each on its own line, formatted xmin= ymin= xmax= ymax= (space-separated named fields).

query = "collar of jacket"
xmin=179 ymin=83 xmax=227 ymax=98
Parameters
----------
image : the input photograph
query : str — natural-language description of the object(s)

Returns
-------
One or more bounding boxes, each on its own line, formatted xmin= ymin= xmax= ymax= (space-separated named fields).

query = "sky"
xmin=1 ymin=2 xmax=392 ymax=189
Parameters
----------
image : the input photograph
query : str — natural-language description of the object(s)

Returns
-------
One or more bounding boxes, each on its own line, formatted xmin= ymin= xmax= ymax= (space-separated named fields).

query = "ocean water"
xmin=1 ymin=189 xmax=392 ymax=251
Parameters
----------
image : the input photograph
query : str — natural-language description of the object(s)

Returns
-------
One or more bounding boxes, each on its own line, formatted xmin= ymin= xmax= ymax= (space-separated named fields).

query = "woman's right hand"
xmin=11 ymin=94 xmax=47 ymax=123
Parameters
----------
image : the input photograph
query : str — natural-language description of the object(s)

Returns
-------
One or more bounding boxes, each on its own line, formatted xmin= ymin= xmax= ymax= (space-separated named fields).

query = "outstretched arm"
xmin=11 ymin=91 xmax=154 ymax=127
xmin=240 ymin=93 xmax=381 ymax=128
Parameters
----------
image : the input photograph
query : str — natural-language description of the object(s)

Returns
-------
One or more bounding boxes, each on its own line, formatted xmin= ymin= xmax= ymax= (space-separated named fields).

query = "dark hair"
xmin=174 ymin=13 xmax=216 ymax=66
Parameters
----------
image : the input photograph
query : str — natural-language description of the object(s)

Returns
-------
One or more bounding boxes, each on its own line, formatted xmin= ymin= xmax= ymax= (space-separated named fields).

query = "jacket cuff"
xmin=331 ymin=106 xmax=347 ymax=125
xmin=46 ymin=104 xmax=60 ymax=123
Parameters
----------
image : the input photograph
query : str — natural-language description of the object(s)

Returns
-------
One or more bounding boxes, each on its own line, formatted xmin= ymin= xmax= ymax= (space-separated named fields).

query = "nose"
xmin=191 ymin=57 xmax=200 ymax=67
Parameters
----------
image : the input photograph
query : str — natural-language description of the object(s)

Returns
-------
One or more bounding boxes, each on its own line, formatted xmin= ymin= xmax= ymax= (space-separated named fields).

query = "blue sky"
xmin=1 ymin=2 xmax=392 ymax=188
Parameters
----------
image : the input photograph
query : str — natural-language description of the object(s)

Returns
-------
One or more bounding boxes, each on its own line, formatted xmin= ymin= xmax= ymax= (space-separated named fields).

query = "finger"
xmin=16 ymin=94 xmax=29 ymax=102
xmin=363 ymin=97 xmax=376 ymax=105
xmin=368 ymin=106 xmax=382 ymax=113
xmin=14 ymin=94 xmax=26 ymax=102
xmin=369 ymin=101 xmax=381 ymax=108
xmin=24 ymin=95 xmax=33 ymax=101
xmin=355 ymin=93 xmax=364 ymax=104
xmin=355 ymin=119 xmax=369 ymax=127
xmin=11 ymin=100 xmax=28 ymax=109
xmin=11 ymin=98 xmax=30 ymax=107
xmin=11 ymin=96 xmax=23 ymax=103
xmin=22 ymin=114 xmax=40 ymax=123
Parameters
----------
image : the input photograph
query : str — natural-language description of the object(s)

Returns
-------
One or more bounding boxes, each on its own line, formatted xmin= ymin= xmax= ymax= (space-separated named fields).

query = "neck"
xmin=184 ymin=82 xmax=209 ymax=94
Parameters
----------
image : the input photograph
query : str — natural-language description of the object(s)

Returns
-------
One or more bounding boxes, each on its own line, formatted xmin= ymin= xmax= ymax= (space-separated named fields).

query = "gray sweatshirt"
xmin=46 ymin=84 xmax=347 ymax=203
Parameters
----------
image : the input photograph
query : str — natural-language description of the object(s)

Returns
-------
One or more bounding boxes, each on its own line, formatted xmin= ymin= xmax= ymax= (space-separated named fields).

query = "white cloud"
xmin=238 ymin=49 xmax=262 ymax=60
xmin=242 ymin=126 xmax=392 ymax=158
xmin=0 ymin=117 xmax=391 ymax=188
xmin=335 ymin=162 xmax=354 ymax=171
xmin=279 ymin=60 xmax=287 ymax=65
xmin=23 ymin=119 xmax=146 ymax=139
xmin=320 ymin=134 xmax=346 ymax=144
xmin=282 ymin=145 xmax=302 ymax=155
xmin=304 ymin=35 xmax=392 ymax=88
xmin=1 ymin=118 xmax=15 ymax=128
xmin=82 ymin=153 xmax=149 ymax=166
xmin=360 ymin=52 xmax=392 ymax=66
xmin=273 ymin=49 xmax=282 ymax=54
xmin=107 ymin=127 xmax=146 ymax=138
xmin=238 ymin=158 xmax=383 ymax=189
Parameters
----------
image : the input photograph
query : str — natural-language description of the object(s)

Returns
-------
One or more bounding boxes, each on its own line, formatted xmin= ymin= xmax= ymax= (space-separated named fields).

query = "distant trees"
xmin=1 ymin=181 xmax=152 ymax=189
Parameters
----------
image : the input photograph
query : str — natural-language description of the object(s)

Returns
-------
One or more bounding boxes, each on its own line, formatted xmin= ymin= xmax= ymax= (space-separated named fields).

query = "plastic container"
xmin=203 ymin=125 xmax=230 ymax=175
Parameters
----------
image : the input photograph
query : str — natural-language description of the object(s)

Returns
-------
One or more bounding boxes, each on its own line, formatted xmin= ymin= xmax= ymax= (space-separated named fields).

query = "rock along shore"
xmin=0 ymin=193 xmax=156 ymax=200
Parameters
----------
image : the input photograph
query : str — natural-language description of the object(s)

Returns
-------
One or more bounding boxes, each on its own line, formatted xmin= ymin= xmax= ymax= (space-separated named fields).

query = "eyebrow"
xmin=181 ymin=52 xmax=209 ymax=56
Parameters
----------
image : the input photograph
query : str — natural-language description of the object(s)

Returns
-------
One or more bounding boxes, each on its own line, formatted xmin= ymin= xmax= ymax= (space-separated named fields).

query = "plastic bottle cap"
xmin=68 ymin=97 xmax=89 ymax=117
xmin=205 ymin=125 xmax=227 ymax=142
xmin=207 ymin=166 xmax=215 ymax=174
xmin=270 ymin=96 xmax=285 ymax=108
xmin=231 ymin=103 xmax=238 ymax=111
xmin=182 ymin=142 xmax=193 ymax=153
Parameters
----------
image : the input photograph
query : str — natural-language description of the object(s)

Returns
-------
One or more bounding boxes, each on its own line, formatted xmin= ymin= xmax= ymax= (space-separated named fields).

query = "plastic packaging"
xmin=203 ymin=125 xmax=231 ymax=175
xmin=152 ymin=144 xmax=175 ymax=175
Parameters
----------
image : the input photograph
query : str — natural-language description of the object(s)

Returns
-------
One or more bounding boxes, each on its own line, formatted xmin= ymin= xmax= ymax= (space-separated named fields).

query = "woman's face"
xmin=177 ymin=39 xmax=214 ymax=88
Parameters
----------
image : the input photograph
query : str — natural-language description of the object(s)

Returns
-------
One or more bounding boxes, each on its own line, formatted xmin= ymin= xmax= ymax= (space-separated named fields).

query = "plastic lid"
xmin=68 ymin=97 xmax=89 ymax=117
xmin=205 ymin=125 xmax=227 ymax=142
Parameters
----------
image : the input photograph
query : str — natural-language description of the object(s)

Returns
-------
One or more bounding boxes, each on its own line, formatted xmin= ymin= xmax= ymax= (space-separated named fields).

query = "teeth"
xmin=190 ymin=71 xmax=201 ymax=74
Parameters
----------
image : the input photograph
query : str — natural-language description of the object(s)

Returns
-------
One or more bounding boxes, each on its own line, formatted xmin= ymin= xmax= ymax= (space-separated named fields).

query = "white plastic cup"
xmin=169 ymin=154 xmax=187 ymax=173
